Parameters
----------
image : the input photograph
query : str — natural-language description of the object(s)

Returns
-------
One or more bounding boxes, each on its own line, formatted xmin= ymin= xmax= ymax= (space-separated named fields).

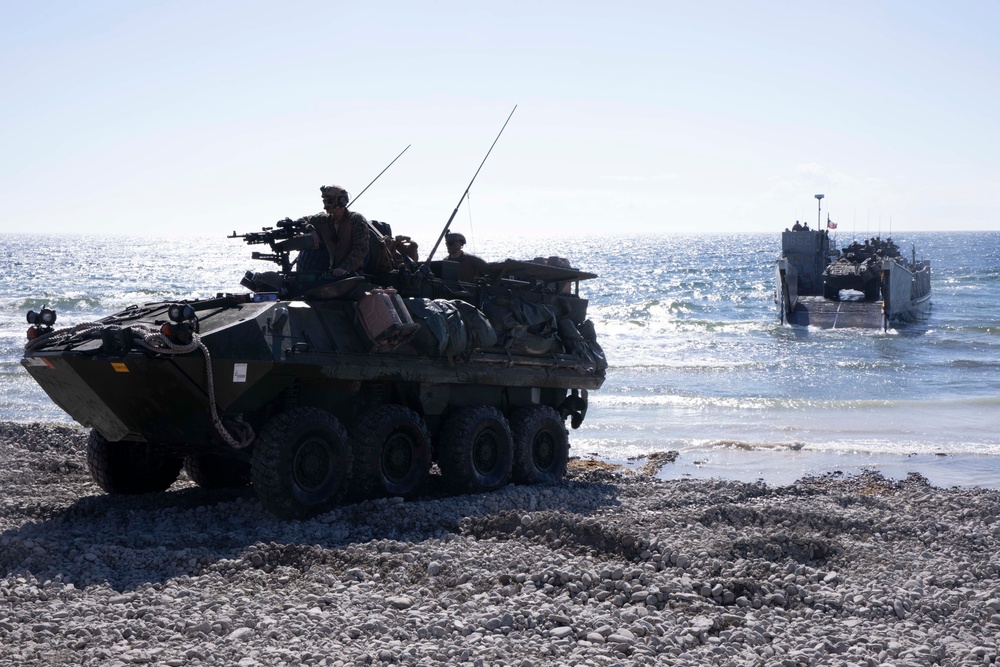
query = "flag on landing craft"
xmin=827 ymin=215 xmax=838 ymax=230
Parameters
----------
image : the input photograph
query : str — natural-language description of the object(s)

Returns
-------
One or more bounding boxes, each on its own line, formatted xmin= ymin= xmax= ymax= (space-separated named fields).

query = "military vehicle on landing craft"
xmin=20 ymin=207 xmax=606 ymax=519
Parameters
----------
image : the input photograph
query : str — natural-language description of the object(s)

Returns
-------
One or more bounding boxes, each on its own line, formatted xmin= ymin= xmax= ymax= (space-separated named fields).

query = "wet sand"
xmin=612 ymin=447 xmax=1000 ymax=491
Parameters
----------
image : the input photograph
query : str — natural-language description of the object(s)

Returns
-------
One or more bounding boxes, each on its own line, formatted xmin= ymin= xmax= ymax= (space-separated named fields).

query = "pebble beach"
xmin=3 ymin=421 xmax=1000 ymax=667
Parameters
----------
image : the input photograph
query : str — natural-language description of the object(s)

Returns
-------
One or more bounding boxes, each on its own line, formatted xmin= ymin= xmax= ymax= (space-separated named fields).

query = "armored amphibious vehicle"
xmin=21 ymin=218 xmax=606 ymax=519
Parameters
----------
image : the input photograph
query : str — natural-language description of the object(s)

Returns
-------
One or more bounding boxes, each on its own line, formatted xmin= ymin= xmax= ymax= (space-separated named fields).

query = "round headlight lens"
xmin=26 ymin=309 xmax=56 ymax=325
xmin=168 ymin=304 xmax=195 ymax=322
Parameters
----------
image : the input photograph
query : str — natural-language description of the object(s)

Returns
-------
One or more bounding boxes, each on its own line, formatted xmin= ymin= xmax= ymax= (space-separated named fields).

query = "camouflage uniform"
xmin=445 ymin=232 xmax=489 ymax=282
xmin=302 ymin=210 xmax=369 ymax=273
xmin=289 ymin=184 xmax=369 ymax=273
xmin=454 ymin=252 xmax=489 ymax=282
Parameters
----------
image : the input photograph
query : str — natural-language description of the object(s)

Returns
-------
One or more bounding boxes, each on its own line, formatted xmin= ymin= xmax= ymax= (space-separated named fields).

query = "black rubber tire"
xmin=510 ymin=405 xmax=569 ymax=484
xmin=349 ymin=405 xmax=432 ymax=499
xmin=183 ymin=453 xmax=251 ymax=489
xmin=250 ymin=407 xmax=352 ymax=520
xmin=438 ymin=405 xmax=513 ymax=494
xmin=85 ymin=429 xmax=183 ymax=495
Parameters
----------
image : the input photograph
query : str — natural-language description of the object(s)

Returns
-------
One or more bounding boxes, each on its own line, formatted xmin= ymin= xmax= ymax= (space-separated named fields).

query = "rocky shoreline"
xmin=2 ymin=421 xmax=1000 ymax=666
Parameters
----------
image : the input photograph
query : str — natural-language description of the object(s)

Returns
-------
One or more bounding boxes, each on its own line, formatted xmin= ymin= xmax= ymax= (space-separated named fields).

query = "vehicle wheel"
xmin=438 ymin=405 xmax=513 ymax=494
xmin=350 ymin=405 xmax=432 ymax=499
xmin=250 ymin=407 xmax=352 ymax=520
xmin=86 ymin=429 xmax=183 ymax=494
xmin=510 ymin=405 xmax=569 ymax=484
xmin=184 ymin=453 xmax=251 ymax=489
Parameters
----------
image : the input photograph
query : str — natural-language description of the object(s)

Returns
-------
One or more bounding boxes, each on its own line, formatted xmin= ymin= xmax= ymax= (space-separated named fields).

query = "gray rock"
xmin=227 ymin=627 xmax=253 ymax=641
xmin=3 ymin=423 xmax=1000 ymax=666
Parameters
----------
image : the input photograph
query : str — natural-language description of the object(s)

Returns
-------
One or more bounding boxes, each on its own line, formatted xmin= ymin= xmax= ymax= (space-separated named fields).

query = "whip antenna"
xmin=348 ymin=144 xmax=411 ymax=208
xmin=424 ymin=105 xmax=517 ymax=263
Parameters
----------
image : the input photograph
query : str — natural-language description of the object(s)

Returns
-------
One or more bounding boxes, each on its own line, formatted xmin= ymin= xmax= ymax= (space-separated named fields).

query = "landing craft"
xmin=775 ymin=197 xmax=931 ymax=329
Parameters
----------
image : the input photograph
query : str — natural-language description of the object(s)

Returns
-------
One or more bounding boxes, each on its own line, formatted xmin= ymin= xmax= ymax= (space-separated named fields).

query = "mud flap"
xmin=558 ymin=388 xmax=588 ymax=429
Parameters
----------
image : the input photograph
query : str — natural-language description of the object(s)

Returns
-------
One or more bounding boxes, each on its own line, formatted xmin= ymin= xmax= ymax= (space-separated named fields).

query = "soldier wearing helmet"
xmin=297 ymin=185 xmax=370 ymax=276
xmin=445 ymin=232 xmax=489 ymax=282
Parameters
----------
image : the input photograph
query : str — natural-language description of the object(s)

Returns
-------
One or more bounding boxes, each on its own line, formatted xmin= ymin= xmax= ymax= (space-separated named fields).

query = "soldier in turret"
xmin=297 ymin=185 xmax=370 ymax=275
xmin=446 ymin=232 xmax=489 ymax=282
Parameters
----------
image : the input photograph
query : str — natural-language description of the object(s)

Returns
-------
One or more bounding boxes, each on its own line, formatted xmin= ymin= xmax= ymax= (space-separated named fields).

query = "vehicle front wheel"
xmin=349 ymin=405 xmax=432 ymax=499
xmin=510 ymin=405 xmax=569 ymax=484
xmin=250 ymin=407 xmax=352 ymax=520
xmin=438 ymin=406 xmax=513 ymax=494
xmin=86 ymin=429 xmax=183 ymax=494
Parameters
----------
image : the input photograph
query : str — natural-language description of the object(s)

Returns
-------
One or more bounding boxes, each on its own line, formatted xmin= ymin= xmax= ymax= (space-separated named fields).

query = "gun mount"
xmin=228 ymin=217 xmax=318 ymax=273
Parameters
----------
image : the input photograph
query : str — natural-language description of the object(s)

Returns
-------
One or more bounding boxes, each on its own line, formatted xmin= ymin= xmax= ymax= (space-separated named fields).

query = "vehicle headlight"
xmin=26 ymin=308 xmax=57 ymax=326
xmin=167 ymin=304 xmax=196 ymax=322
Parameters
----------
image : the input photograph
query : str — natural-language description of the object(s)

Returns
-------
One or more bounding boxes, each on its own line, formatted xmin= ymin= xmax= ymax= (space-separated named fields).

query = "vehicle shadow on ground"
xmin=0 ymin=473 xmax=623 ymax=592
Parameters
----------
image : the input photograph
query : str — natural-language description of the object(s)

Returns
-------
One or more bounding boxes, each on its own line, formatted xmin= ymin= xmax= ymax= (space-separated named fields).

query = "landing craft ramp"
xmin=785 ymin=296 xmax=885 ymax=329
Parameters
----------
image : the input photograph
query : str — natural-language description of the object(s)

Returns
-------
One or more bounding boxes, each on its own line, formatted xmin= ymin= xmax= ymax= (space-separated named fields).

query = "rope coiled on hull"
xmin=25 ymin=323 xmax=254 ymax=449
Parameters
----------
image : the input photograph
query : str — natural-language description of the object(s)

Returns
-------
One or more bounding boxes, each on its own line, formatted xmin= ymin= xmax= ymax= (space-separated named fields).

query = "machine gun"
xmin=229 ymin=218 xmax=317 ymax=273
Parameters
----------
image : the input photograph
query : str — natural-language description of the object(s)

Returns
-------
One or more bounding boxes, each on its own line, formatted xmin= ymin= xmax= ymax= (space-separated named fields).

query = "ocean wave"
xmin=574 ymin=434 xmax=1000 ymax=461
xmin=937 ymin=325 xmax=1000 ymax=337
xmin=588 ymin=394 xmax=803 ymax=410
xmin=798 ymin=439 xmax=1000 ymax=458
xmin=601 ymin=358 xmax=765 ymax=371
xmin=948 ymin=358 xmax=1000 ymax=370
xmin=697 ymin=439 xmax=806 ymax=451
xmin=831 ymin=358 xmax=902 ymax=370
xmin=593 ymin=315 xmax=771 ymax=338
xmin=4 ymin=295 xmax=105 ymax=313
xmin=942 ymin=272 xmax=1000 ymax=284
xmin=588 ymin=393 xmax=1000 ymax=411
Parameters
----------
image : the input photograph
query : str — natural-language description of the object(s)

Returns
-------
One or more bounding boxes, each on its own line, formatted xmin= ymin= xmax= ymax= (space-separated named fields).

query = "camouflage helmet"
xmin=445 ymin=232 xmax=467 ymax=246
xmin=320 ymin=185 xmax=349 ymax=208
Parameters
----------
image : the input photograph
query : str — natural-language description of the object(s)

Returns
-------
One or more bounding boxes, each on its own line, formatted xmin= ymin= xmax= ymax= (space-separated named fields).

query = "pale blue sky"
xmin=2 ymin=1 xmax=999 ymax=242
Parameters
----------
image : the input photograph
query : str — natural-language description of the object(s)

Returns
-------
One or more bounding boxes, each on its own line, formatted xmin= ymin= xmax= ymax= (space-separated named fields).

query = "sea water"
xmin=3 ymin=231 xmax=999 ymax=488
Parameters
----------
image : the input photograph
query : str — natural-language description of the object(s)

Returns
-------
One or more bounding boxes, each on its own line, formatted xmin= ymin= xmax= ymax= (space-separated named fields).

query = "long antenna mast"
xmin=424 ymin=105 xmax=517 ymax=264
xmin=348 ymin=144 xmax=411 ymax=208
